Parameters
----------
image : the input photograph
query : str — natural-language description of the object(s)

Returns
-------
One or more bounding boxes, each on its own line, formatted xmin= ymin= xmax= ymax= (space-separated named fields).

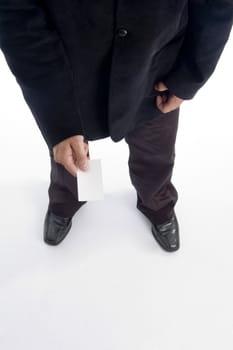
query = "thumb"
xmin=154 ymin=81 xmax=168 ymax=91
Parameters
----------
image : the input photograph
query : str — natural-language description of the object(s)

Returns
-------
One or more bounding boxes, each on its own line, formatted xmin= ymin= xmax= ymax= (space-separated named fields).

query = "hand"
xmin=154 ymin=81 xmax=184 ymax=113
xmin=52 ymin=135 xmax=90 ymax=177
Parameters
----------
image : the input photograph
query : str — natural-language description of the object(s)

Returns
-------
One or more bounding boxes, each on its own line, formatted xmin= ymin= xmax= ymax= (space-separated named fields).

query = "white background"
xmin=0 ymin=29 xmax=233 ymax=349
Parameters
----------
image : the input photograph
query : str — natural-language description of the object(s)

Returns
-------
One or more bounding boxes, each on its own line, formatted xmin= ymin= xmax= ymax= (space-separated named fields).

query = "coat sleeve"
xmin=0 ymin=0 xmax=84 ymax=149
xmin=163 ymin=0 xmax=233 ymax=100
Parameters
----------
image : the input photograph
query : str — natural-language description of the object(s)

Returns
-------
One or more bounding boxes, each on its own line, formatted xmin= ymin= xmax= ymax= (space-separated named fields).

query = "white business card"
xmin=77 ymin=159 xmax=104 ymax=201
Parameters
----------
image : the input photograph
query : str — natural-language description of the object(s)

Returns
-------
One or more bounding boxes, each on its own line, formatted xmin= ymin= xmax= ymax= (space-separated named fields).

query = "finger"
xmin=63 ymin=155 xmax=79 ymax=177
xmin=54 ymin=145 xmax=78 ymax=177
xmin=163 ymin=95 xmax=183 ymax=113
xmin=154 ymin=81 xmax=168 ymax=91
xmin=53 ymin=146 xmax=71 ymax=164
xmin=74 ymin=142 xmax=89 ymax=163
xmin=156 ymin=95 xmax=181 ymax=113
xmin=156 ymin=95 xmax=169 ymax=112
xmin=71 ymin=140 xmax=89 ymax=171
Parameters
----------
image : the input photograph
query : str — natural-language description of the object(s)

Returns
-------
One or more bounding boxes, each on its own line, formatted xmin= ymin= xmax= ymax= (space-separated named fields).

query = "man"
xmin=0 ymin=1 xmax=232 ymax=251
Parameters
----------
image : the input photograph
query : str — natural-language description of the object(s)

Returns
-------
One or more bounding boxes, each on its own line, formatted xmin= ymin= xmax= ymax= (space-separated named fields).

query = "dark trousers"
xmin=47 ymin=107 xmax=179 ymax=224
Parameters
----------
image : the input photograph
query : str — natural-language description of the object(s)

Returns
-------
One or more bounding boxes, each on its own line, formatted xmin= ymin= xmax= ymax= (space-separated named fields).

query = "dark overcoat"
xmin=0 ymin=1 xmax=233 ymax=150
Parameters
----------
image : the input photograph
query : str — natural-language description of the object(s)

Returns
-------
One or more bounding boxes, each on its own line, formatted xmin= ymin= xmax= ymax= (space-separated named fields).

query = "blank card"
xmin=77 ymin=159 xmax=104 ymax=201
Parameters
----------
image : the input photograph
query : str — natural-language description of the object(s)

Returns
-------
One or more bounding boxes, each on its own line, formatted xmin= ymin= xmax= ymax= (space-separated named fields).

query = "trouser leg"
xmin=124 ymin=108 xmax=180 ymax=225
xmin=47 ymin=138 xmax=89 ymax=217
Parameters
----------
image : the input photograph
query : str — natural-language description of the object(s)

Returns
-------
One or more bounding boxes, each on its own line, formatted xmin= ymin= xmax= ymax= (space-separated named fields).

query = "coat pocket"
xmin=146 ymin=25 xmax=187 ymax=97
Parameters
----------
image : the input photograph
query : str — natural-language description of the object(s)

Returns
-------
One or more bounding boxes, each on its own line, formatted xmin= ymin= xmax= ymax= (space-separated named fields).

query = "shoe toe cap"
xmin=151 ymin=215 xmax=180 ymax=252
xmin=43 ymin=211 xmax=72 ymax=245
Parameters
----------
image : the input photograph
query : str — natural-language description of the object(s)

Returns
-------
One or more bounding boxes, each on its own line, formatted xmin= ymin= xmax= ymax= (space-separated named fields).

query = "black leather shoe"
xmin=43 ymin=209 xmax=72 ymax=245
xmin=151 ymin=213 xmax=180 ymax=252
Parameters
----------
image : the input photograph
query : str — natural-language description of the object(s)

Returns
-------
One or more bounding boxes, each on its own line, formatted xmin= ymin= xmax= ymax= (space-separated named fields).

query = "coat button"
xmin=117 ymin=28 xmax=128 ymax=37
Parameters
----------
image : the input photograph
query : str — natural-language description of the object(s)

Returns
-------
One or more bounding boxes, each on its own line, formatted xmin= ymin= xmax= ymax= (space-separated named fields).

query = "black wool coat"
xmin=0 ymin=1 xmax=233 ymax=150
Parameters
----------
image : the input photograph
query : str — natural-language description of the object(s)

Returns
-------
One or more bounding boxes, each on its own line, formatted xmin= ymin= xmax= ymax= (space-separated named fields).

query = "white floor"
xmin=0 ymin=32 xmax=233 ymax=350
